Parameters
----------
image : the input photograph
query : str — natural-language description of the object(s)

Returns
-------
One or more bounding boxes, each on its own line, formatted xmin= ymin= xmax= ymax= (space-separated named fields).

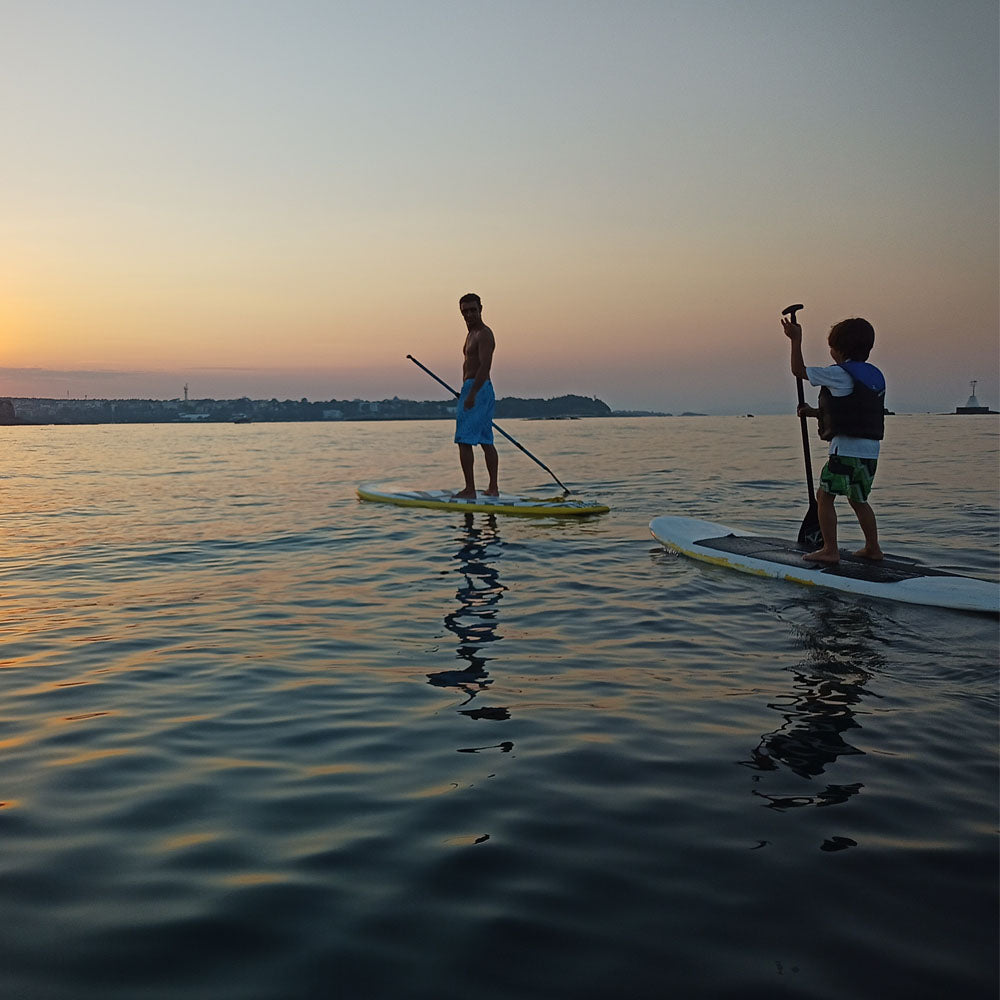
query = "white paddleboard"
xmin=358 ymin=484 xmax=610 ymax=517
xmin=650 ymin=515 xmax=999 ymax=614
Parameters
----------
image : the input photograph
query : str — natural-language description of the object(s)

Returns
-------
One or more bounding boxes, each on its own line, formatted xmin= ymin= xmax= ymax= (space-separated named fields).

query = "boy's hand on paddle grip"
xmin=781 ymin=318 xmax=802 ymax=341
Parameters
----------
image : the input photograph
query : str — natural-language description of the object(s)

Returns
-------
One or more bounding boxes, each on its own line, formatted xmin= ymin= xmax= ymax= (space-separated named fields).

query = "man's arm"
xmin=464 ymin=327 xmax=495 ymax=408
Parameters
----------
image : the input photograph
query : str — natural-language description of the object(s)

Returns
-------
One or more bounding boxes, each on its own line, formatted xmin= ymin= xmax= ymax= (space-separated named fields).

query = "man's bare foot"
xmin=483 ymin=488 xmax=500 ymax=497
xmin=453 ymin=488 xmax=477 ymax=499
xmin=803 ymin=548 xmax=840 ymax=564
xmin=853 ymin=546 xmax=883 ymax=561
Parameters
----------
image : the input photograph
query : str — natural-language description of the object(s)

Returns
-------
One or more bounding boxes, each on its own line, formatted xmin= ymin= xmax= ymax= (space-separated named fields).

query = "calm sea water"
xmin=1 ymin=415 xmax=997 ymax=1000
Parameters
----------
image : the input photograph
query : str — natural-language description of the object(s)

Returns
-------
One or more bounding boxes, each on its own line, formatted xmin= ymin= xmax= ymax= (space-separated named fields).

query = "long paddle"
xmin=782 ymin=303 xmax=823 ymax=548
xmin=406 ymin=354 xmax=573 ymax=495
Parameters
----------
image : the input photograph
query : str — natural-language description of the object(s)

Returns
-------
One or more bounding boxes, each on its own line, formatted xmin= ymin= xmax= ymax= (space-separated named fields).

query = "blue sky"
xmin=2 ymin=0 xmax=997 ymax=412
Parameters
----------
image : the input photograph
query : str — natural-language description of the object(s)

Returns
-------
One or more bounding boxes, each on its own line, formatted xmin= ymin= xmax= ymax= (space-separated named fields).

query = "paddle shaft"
xmin=796 ymin=376 xmax=817 ymax=505
xmin=406 ymin=354 xmax=572 ymax=494
xmin=782 ymin=303 xmax=822 ymax=547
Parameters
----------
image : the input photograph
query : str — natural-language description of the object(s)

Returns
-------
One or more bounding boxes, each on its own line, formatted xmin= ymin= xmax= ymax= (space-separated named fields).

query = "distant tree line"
xmin=495 ymin=394 xmax=611 ymax=418
xmin=4 ymin=393 xmax=615 ymax=425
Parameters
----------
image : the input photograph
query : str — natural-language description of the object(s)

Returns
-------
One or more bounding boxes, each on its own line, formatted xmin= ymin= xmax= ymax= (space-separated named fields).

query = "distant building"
xmin=955 ymin=380 xmax=994 ymax=414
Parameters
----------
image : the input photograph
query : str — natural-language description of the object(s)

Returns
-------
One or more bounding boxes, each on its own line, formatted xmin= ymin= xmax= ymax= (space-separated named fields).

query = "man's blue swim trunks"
xmin=454 ymin=379 xmax=495 ymax=445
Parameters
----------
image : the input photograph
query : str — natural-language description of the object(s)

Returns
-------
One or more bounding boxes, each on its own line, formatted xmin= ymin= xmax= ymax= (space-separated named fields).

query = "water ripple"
xmin=0 ymin=418 xmax=995 ymax=1000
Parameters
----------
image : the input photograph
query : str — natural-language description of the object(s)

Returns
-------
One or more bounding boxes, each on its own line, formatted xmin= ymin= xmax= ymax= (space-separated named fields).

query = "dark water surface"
xmin=1 ymin=416 xmax=997 ymax=999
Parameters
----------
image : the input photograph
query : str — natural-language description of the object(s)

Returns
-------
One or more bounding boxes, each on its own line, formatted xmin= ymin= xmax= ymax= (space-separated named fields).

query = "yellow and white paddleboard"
xmin=650 ymin=515 xmax=999 ymax=614
xmin=358 ymin=484 xmax=609 ymax=517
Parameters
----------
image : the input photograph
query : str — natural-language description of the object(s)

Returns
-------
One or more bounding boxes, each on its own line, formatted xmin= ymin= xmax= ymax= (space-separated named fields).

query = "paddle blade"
xmin=797 ymin=500 xmax=823 ymax=549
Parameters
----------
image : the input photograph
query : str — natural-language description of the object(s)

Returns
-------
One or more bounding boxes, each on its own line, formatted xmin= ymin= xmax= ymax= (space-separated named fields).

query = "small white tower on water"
xmin=955 ymin=380 xmax=991 ymax=414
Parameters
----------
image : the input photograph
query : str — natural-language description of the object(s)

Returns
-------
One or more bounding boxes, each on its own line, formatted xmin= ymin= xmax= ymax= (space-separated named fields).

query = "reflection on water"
xmin=0 ymin=420 xmax=994 ymax=1000
xmin=427 ymin=514 xmax=509 ymax=721
xmin=742 ymin=600 xmax=885 ymax=815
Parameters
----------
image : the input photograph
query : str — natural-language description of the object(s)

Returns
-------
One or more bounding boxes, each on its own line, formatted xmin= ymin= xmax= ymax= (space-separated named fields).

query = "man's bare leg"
xmin=803 ymin=489 xmax=841 ymax=563
xmin=455 ymin=443 xmax=477 ymax=498
xmin=482 ymin=444 xmax=499 ymax=496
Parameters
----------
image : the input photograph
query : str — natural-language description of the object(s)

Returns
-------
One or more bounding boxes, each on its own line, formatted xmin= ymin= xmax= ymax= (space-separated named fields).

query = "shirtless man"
xmin=454 ymin=292 xmax=499 ymax=498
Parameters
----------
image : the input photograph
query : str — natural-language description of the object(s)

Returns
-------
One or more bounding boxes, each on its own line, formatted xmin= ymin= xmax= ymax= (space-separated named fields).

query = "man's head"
xmin=459 ymin=293 xmax=482 ymax=327
xmin=828 ymin=318 xmax=875 ymax=361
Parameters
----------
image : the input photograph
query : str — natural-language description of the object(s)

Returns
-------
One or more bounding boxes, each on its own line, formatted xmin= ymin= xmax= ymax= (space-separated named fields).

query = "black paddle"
xmin=406 ymin=354 xmax=573 ymax=495
xmin=782 ymin=303 xmax=823 ymax=548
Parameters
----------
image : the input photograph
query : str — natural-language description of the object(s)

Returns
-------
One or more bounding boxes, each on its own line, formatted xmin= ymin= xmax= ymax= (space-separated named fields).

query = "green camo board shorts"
xmin=819 ymin=454 xmax=878 ymax=503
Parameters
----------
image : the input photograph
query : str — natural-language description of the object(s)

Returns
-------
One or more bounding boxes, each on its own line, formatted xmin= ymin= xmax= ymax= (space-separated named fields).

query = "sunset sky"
xmin=3 ymin=0 xmax=997 ymax=413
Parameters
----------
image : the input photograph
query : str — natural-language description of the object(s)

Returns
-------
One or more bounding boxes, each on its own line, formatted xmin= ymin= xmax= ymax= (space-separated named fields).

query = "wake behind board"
xmin=649 ymin=515 xmax=999 ymax=614
xmin=358 ymin=484 xmax=610 ymax=517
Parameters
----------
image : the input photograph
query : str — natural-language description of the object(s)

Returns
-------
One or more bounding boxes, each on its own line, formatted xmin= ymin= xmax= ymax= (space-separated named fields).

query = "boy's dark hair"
xmin=828 ymin=317 xmax=875 ymax=361
xmin=459 ymin=292 xmax=481 ymax=308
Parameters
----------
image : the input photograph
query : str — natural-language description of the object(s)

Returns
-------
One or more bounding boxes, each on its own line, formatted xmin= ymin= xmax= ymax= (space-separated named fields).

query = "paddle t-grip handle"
xmin=782 ymin=303 xmax=803 ymax=324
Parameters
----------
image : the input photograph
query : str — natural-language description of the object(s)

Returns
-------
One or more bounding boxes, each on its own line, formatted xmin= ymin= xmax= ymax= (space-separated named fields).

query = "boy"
xmin=783 ymin=316 xmax=886 ymax=564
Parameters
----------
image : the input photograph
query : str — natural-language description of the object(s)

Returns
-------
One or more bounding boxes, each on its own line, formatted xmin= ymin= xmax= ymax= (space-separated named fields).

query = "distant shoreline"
xmin=2 ymin=396 xmax=993 ymax=426
xmin=1 ymin=393 xmax=673 ymax=426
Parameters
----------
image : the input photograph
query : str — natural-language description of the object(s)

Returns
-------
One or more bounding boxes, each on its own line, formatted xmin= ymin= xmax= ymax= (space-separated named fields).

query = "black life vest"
xmin=817 ymin=363 xmax=885 ymax=442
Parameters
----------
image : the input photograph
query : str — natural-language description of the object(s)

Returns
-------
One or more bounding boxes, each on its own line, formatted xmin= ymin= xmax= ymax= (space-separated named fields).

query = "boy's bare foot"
xmin=853 ymin=546 xmax=883 ymax=561
xmin=803 ymin=548 xmax=840 ymax=564
xmin=453 ymin=488 xmax=477 ymax=499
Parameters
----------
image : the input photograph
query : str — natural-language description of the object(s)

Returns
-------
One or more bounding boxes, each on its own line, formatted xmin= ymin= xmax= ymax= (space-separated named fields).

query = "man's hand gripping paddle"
xmin=782 ymin=303 xmax=823 ymax=548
